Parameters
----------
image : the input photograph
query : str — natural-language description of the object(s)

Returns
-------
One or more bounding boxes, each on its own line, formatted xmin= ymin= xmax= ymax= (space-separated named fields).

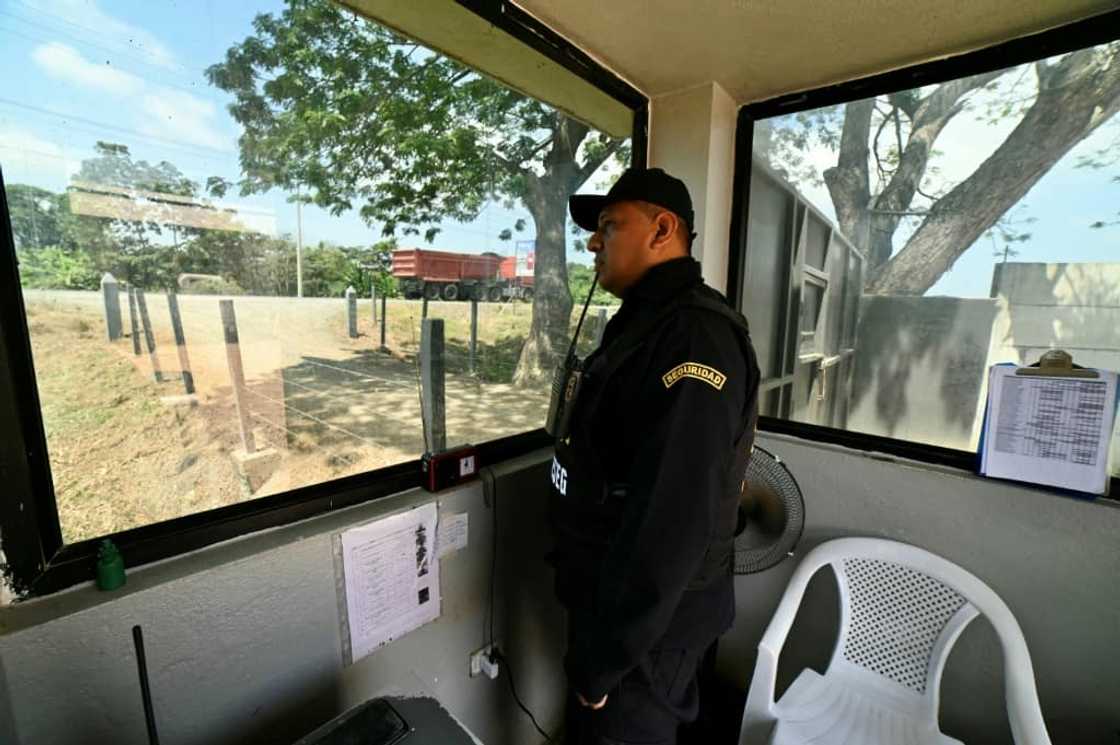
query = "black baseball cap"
xmin=569 ymin=167 xmax=695 ymax=237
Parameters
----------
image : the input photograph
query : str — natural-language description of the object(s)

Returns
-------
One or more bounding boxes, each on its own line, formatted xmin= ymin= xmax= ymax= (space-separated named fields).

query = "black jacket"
xmin=549 ymin=257 xmax=760 ymax=700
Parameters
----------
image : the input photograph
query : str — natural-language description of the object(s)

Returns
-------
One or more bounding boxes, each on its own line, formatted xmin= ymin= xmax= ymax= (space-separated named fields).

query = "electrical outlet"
xmin=469 ymin=644 xmax=499 ymax=679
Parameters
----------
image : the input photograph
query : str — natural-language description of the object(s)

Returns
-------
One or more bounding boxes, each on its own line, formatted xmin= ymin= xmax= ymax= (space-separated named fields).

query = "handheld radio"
xmin=545 ymin=273 xmax=601 ymax=439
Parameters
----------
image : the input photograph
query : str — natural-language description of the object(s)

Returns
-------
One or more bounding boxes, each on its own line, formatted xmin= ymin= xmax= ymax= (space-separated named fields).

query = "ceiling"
xmin=515 ymin=0 xmax=1119 ymax=104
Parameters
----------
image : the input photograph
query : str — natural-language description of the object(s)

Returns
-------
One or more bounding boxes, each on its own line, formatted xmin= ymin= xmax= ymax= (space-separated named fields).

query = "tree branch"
xmin=576 ymin=138 xmax=623 ymax=186
xmin=866 ymin=208 xmax=941 ymax=217
xmin=868 ymin=46 xmax=1120 ymax=294
xmin=861 ymin=70 xmax=1003 ymax=267
xmin=823 ymin=99 xmax=874 ymax=250
xmin=871 ymin=106 xmax=893 ymax=185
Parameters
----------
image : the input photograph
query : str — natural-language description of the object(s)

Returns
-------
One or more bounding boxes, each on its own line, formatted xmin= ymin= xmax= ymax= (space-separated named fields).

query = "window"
xmin=738 ymin=28 xmax=1120 ymax=477
xmin=0 ymin=0 xmax=643 ymax=595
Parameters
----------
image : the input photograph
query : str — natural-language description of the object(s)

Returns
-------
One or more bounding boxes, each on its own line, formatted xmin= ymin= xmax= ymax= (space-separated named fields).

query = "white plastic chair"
xmin=739 ymin=537 xmax=1051 ymax=745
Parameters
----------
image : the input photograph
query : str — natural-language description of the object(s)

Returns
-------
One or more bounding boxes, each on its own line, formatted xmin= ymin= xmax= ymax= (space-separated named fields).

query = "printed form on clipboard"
xmin=980 ymin=351 xmax=1119 ymax=495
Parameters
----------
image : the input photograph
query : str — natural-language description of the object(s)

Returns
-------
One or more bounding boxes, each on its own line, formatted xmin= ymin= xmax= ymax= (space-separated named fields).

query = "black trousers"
xmin=564 ymin=644 xmax=707 ymax=745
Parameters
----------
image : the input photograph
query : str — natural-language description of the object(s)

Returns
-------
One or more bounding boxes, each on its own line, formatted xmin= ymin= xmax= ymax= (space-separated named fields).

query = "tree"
xmin=65 ymin=142 xmax=203 ymax=289
xmin=206 ymin=0 xmax=626 ymax=384
xmin=6 ymin=184 xmax=64 ymax=250
xmin=568 ymin=263 xmax=617 ymax=307
xmin=760 ymin=42 xmax=1120 ymax=295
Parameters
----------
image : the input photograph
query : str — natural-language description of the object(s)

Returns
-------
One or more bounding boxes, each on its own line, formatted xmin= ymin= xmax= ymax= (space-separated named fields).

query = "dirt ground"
xmin=22 ymin=290 xmax=613 ymax=543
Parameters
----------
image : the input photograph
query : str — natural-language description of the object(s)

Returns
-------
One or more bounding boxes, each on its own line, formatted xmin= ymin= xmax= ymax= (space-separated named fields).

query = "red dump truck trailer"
xmin=391 ymin=248 xmax=534 ymax=301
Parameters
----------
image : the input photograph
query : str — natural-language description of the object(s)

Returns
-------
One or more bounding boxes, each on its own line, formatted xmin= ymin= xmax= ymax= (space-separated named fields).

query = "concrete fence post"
xmin=128 ymin=287 xmax=142 ymax=356
xmin=166 ymin=291 xmax=195 ymax=395
xmin=594 ymin=308 xmax=608 ymax=347
xmin=135 ymin=289 xmax=163 ymax=382
xmin=220 ymin=299 xmax=255 ymax=454
xmin=346 ymin=285 xmax=358 ymax=338
xmin=101 ymin=273 xmax=122 ymax=341
xmin=420 ymin=318 xmax=446 ymax=453
xmin=379 ymin=294 xmax=388 ymax=352
xmin=469 ymin=297 xmax=479 ymax=376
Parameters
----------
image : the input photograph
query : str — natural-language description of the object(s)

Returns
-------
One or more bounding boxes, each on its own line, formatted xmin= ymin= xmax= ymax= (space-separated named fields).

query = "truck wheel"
xmin=424 ymin=283 xmax=441 ymax=300
xmin=442 ymin=283 xmax=460 ymax=301
xmin=520 ymin=287 xmax=534 ymax=302
xmin=488 ymin=286 xmax=503 ymax=303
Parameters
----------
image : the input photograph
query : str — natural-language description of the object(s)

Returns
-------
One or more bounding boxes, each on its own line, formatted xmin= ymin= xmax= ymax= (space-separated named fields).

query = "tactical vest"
xmin=548 ymin=284 xmax=757 ymax=602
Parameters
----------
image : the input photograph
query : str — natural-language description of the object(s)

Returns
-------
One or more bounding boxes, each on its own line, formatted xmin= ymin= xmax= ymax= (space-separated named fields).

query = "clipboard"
xmin=1013 ymin=349 xmax=1098 ymax=379
xmin=978 ymin=349 xmax=1118 ymax=496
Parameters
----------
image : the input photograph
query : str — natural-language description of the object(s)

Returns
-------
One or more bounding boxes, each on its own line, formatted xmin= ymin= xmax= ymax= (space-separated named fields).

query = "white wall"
xmin=0 ymin=452 xmax=564 ymax=745
xmin=648 ymin=81 xmax=738 ymax=295
xmin=722 ymin=432 xmax=1120 ymax=745
xmin=4 ymin=430 xmax=1119 ymax=744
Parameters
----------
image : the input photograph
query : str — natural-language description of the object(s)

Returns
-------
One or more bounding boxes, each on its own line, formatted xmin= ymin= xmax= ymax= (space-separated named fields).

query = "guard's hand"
xmin=577 ymin=692 xmax=608 ymax=710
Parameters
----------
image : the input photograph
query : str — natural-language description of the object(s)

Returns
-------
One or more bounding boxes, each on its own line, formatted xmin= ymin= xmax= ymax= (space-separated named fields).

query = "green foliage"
xmin=7 ymin=184 xmax=65 ymax=249
xmin=77 ymin=141 xmax=198 ymax=197
xmin=567 ymin=262 xmax=617 ymax=306
xmin=300 ymin=239 xmax=397 ymax=298
xmin=16 ymin=246 xmax=100 ymax=290
xmin=205 ymin=0 xmax=629 ymax=376
xmin=206 ymin=2 xmax=516 ymax=236
xmin=180 ymin=277 xmax=246 ymax=295
xmin=8 ymin=169 xmax=400 ymax=297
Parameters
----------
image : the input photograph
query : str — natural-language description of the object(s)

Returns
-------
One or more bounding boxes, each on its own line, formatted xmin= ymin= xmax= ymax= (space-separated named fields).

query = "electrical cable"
xmin=484 ymin=468 xmax=557 ymax=743
xmin=491 ymin=647 xmax=553 ymax=742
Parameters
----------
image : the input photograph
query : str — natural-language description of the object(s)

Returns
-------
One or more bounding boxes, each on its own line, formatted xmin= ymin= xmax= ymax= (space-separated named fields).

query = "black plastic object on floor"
xmin=292 ymin=696 xmax=481 ymax=745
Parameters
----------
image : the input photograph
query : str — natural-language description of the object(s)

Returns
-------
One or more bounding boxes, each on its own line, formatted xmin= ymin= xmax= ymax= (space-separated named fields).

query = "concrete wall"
xmin=990 ymin=261 xmax=1120 ymax=370
xmin=721 ymin=432 xmax=1120 ymax=745
xmin=4 ymin=435 xmax=1119 ymax=744
xmin=846 ymin=263 xmax=1120 ymax=456
xmin=846 ymin=295 xmax=1008 ymax=450
xmin=990 ymin=262 xmax=1120 ymax=468
xmin=649 ymin=81 xmax=737 ymax=296
xmin=0 ymin=452 xmax=564 ymax=745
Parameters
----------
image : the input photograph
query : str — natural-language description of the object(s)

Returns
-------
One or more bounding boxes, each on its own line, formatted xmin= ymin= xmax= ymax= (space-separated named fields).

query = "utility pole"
xmin=296 ymin=184 xmax=304 ymax=298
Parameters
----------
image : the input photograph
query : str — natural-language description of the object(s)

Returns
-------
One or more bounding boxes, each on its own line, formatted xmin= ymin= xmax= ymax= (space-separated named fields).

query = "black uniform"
xmin=548 ymin=257 xmax=760 ymax=745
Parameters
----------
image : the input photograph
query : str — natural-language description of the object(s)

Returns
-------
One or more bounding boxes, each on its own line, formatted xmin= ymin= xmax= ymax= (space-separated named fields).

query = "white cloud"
xmin=27 ymin=40 xmax=231 ymax=153
xmin=0 ymin=126 xmax=81 ymax=191
xmin=139 ymin=88 xmax=231 ymax=152
xmin=32 ymin=42 xmax=144 ymax=97
xmin=30 ymin=0 xmax=182 ymax=71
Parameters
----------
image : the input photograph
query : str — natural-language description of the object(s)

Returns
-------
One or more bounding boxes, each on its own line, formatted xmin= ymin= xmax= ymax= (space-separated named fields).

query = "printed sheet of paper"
xmin=340 ymin=503 xmax=440 ymax=663
xmin=436 ymin=512 xmax=469 ymax=558
xmin=981 ymin=365 xmax=1118 ymax=494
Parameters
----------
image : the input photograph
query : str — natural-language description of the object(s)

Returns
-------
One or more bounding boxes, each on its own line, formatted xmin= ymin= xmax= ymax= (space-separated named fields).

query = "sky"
xmin=0 ymin=0 xmax=611 ymax=266
xmin=0 ymin=0 xmax=1115 ymax=293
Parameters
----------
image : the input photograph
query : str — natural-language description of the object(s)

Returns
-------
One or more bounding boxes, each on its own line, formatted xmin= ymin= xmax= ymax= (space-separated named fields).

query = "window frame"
xmin=728 ymin=8 xmax=1120 ymax=497
xmin=0 ymin=0 xmax=648 ymax=598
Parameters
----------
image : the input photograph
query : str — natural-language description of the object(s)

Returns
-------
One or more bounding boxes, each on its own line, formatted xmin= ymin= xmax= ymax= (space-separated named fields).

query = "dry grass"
xmin=28 ymin=303 xmax=246 ymax=543
xmin=21 ymin=293 xmax=616 ymax=543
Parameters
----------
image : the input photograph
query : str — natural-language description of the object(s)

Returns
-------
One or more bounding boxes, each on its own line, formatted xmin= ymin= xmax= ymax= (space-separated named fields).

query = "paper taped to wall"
xmin=437 ymin=512 xmax=469 ymax=558
xmin=340 ymin=503 xmax=440 ymax=663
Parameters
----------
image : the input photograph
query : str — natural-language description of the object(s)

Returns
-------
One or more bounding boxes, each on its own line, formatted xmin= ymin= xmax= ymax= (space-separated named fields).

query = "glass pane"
xmin=748 ymin=39 xmax=1120 ymax=474
xmin=1 ymin=0 xmax=628 ymax=543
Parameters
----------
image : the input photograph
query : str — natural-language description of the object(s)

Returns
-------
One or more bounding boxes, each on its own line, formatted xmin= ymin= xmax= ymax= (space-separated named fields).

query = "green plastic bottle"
xmin=96 ymin=539 xmax=126 ymax=591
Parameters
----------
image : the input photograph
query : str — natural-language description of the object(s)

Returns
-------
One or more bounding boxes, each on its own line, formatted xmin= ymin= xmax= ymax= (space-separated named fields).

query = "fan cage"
xmin=734 ymin=446 xmax=805 ymax=574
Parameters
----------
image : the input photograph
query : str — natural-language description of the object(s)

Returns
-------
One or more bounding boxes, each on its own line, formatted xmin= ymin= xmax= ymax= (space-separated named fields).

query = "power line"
xmin=3 ymin=2 xmax=202 ymax=79
xmin=0 ymin=19 xmax=220 ymax=102
xmin=242 ymin=384 xmax=382 ymax=447
xmin=0 ymin=96 xmax=233 ymax=158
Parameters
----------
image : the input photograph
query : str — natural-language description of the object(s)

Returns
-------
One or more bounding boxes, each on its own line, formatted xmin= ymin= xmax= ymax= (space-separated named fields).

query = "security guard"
xmin=548 ymin=167 xmax=760 ymax=744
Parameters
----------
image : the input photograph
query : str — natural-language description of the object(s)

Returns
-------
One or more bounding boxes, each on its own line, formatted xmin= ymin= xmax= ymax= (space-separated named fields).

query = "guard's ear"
xmin=651 ymin=211 xmax=676 ymax=248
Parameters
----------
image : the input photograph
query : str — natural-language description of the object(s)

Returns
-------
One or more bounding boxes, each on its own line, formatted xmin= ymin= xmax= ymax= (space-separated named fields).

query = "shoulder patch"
xmin=662 ymin=362 xmax=726 ymax=391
